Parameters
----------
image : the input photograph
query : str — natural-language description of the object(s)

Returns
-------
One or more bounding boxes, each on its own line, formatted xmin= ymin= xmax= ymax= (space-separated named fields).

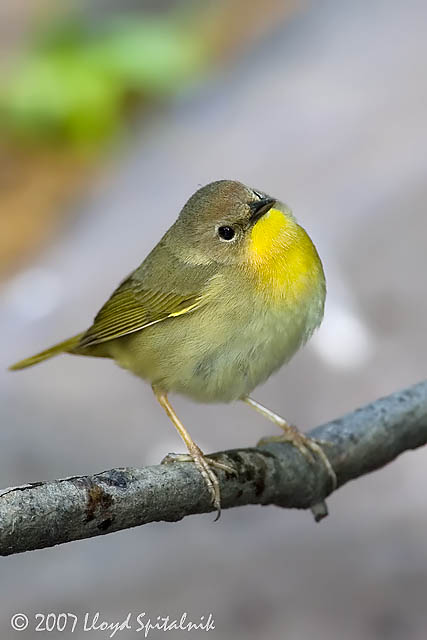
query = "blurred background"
xmin=1 ymin=0 xmax=427 ymax=638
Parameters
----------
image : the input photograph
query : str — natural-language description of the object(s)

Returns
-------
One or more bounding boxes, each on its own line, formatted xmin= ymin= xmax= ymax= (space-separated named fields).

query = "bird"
xmin=10 ymin=179 xmax=335 ymax=518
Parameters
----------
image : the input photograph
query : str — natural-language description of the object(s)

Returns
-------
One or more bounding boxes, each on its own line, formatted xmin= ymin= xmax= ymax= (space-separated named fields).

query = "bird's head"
xmin=173 ymin=179 xmax=298 ymax=268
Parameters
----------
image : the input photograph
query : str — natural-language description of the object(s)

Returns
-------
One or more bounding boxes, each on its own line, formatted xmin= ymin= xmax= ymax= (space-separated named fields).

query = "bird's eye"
xmin=252 ymin=189 xmax=263 ymax=200
xmin=217 ymin=226 xmax=235 ymax=241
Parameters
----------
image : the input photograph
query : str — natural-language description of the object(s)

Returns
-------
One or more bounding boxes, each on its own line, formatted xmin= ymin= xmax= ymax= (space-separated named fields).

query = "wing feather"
xmin=78 ymin=278 xmax=203 ymax=348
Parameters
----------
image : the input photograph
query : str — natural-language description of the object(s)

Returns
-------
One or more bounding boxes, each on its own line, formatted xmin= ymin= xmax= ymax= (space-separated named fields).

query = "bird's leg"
xmin=243 ymin=396 xmax=336 ymax=489
xmin=153 ymin=388 xmax=234 ymax=520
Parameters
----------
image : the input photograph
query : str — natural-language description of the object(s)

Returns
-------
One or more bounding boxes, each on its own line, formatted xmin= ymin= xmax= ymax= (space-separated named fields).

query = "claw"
xmin=258 ymin=430 xmax=337 ymax=490
xmin=161 ymin=450 xmax=234 ymax=520
xmin=205 ymin=456 xmax=238 ymax=476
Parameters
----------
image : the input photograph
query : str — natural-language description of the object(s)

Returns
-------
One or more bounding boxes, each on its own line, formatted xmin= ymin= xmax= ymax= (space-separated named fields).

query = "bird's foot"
xmin=257 ymin=424 xmax=337 ymax=490
xmin=162 ymin=446 xmax=235 ymax=520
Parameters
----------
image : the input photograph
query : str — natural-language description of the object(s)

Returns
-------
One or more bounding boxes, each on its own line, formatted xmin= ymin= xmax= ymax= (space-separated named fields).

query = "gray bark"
xmin=1 ymin=380 xmax=426 ymax=556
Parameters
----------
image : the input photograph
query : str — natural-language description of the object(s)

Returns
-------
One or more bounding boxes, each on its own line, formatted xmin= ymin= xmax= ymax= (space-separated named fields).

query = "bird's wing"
xmin=78 ymin=277 xmax=204 ymax=348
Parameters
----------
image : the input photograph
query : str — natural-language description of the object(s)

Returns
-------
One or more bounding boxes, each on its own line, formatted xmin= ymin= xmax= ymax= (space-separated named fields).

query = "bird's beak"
xmin=249 ymin=197 xmax=276 ymax=225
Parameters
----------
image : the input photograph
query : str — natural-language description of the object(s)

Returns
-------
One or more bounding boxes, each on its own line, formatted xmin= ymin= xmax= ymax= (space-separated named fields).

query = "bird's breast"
xmin=247 ymin=208 xmax=324 ymax=307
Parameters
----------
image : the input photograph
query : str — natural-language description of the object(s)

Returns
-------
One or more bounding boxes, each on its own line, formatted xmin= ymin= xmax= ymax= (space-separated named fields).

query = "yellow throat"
xmin=247 ymin=207 xmax=323 ymax=302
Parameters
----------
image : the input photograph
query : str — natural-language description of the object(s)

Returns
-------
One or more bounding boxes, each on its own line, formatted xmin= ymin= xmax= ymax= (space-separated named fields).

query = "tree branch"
xmin=1 ymin=380 xmax=426 ymax=556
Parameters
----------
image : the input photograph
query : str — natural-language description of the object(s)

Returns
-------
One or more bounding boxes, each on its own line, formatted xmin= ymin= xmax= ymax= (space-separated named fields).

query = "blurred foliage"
xmin=0 ymin=14 xmax=208 ymax=148
xmin=0 ymin=1 xmax=296 ymax=278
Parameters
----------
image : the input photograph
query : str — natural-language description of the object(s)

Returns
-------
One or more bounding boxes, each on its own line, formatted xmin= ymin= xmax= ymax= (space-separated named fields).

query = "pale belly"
xmin=108 ymin=291 xmax=323 ymax=403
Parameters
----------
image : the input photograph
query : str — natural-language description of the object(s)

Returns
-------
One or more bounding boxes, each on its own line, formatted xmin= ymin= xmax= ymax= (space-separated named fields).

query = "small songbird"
xmin=10 ymin=180 xmax=335 ymax=517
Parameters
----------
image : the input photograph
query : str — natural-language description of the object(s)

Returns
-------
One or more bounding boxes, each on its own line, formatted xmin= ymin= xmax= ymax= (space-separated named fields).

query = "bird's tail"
xmin=9 ymin=333 xmax=84 ymax=371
